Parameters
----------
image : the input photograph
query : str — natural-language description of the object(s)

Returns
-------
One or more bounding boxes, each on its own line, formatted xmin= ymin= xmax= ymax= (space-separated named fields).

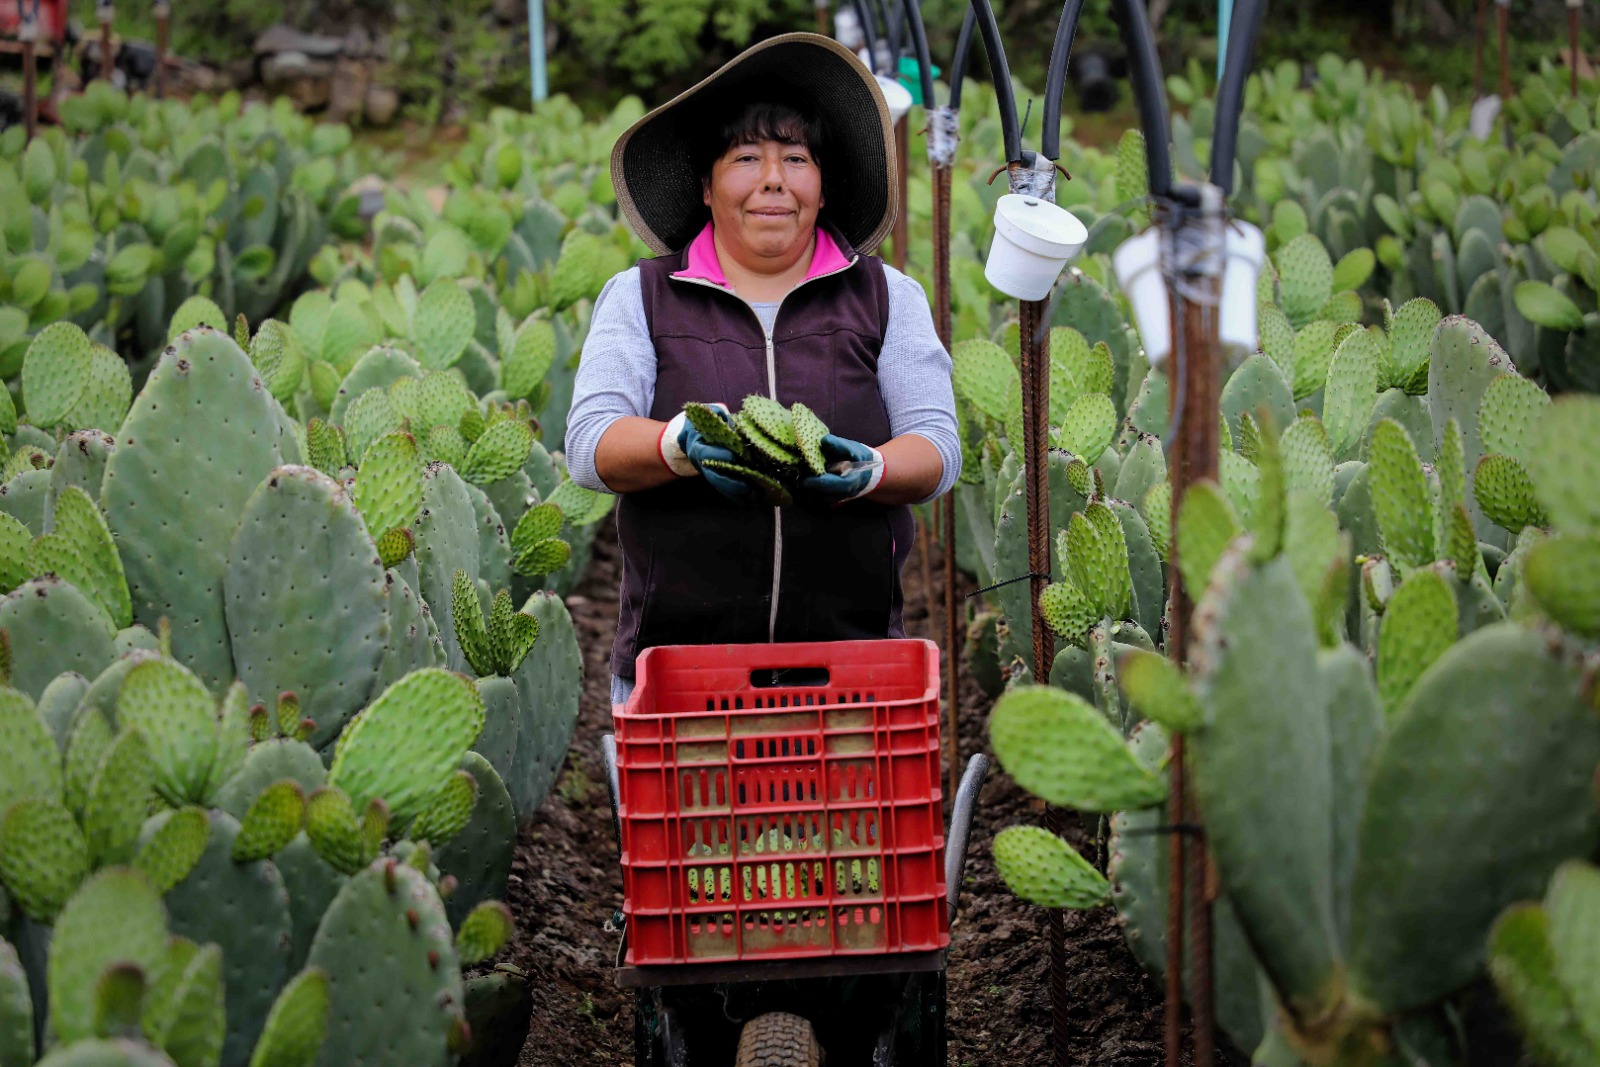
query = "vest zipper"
xmin=669 ymin=255 xmax=860 ymax=643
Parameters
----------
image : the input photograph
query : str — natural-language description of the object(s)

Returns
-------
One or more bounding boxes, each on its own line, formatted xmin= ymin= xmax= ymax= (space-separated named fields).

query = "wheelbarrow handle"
xmin=945 ymin=752 xmax=990 ymax=924
xmin=601 ymin=733 xmax=622 ymax=858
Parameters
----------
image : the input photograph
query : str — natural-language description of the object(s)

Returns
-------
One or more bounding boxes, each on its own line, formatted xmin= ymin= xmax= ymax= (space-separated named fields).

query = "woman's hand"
xmin=593 ymin=409 xmax=763 ymax=503
xmin=797 ymin=433 xmax=943 ymax=507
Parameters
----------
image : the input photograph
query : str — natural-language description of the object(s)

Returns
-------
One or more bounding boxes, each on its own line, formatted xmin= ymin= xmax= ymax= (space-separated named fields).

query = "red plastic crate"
xmin=616 ymin=639 xmax=948 ymax=967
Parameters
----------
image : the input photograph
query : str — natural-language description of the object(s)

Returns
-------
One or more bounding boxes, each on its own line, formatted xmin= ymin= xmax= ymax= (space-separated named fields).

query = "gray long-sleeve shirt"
xmin=563 ymin=264 xmax=962 ymax=503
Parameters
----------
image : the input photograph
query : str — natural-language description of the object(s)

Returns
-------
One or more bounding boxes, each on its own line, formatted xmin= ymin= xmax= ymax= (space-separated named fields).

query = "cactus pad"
xmin=740 ymin=395 xmax=797 ymax=447
xmin=1367 ymin=419 xmax=1434 ymax=572
xmin=328 ymin=669 xmax=485 ymax=824
xmin=21 ymin=322 xmax=93 ymax=430
xmin=142 ymin=939 xmax=224 ymax=1067
xmin=82 ymin=730 xmax=157 ymax=867
xmin=1478 ymin=374 xmax=1549 ymax=467
xmin=248 ymin=967 xmax=330 ymax=1067
xmin=116 ymin=658 xmax=219 ymax=806
xmin=1 ymin=578 xmax=117 ymax=702
xmin=789 ymin=403 xmax=828 ymax=475
xmin=233 ymin=781 xmax=307 ymax=862
xmin=409 ymin=770 xmax=478 ymax=847
xmin=224 ymin=467 xmax=389 ymax=749
xmin=730 ymin=415 xmax=801 ymax=470
xmin=131 ymin=805 xmax=210 ymax=894
xmin=993 ymin=825 xmax=1110 ymax=909
xmin=1522 ymin=536 xmax=1600 ymax=637
xmin=412 ymin=464 xmax=482 ymax=673
xmin=989 ymin=686 xmax=1165 ymax=812
xmin=306 ymin=859 xmax=464 ymax=1067
xmin=0 ymin=685 xmax=61 ymax=810
xmin=1039 ymin=580 xmax=1097 ymax=648
xmin=1276 ymin=234 xmax=1336 ymax=328
xmin=700 ymin=460 xmax=794 ymax=507
xmin=0 ymin=938 xmax=33 ymax=1067
xmin=46 ymin=431 xmax=117 ymax=516
xmin=47 ymin=868 xmax=168 ymax=1045
xmin=304 ymin=788 xmax=370 ymax=876
xmin=682 ymin=404 xmax=744 ymax=457
xmin=1474 ymin=454 xmax=1543 ymax=533
xmin=101 ymin=328 xmax=284 ymax=689
xmin=1487 ymin=902 xmax=1597 ymax=1067
xmin=47 ymin=486 xmax=131 ymax=628
xmin=1054 ymin=393 xmax=1117 ymax=461
xmin=1530 ymin=396 xmax=1600 ymax=536
xmin=0 ymin=797 xmax=89 ymax=922
xmin=413 ymin=279 xmax=476 ymax=370
xmin=1376 ymin=569 xmax=1457 ymax=716
xmin=1175 ymin=482 xmax=1240 ymax=597
xmin=1117 ymin=649 xmax=1202 ymax=731
xmin=461 ymin=420 xmax=533 ymax=486
xmin=454 ymin=900 xmax=513 ymax=965
xmin=352 ymin=432 xmax=423 ymax=542
xmin=505 ymin=592 xmax=582 ymax=823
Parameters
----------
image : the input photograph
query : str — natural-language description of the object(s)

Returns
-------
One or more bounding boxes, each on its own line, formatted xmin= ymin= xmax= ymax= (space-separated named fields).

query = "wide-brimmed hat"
xmin=611 ymin=33 xmax=898 ymax=257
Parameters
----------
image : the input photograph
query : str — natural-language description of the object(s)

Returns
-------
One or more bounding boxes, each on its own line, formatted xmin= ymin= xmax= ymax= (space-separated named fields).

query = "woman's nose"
xmin=760 ymin=157 xmax=784 ymax=190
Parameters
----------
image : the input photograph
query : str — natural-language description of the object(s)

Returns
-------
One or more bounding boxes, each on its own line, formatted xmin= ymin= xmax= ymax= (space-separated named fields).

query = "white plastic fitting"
xmin=1112 ymin=227 xmax=1171 ymax=366
xmin=984 ymin=194 xmax=1088 ymax=302
xmin=1220 ymin=221 xmax=1266 ymax=357
xmin=876 ymin=76 xmax=913 ymax=125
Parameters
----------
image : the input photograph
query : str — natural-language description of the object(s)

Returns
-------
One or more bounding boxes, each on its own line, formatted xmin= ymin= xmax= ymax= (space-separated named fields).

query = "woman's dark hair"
xmin=692 ymin=97 xmax=830 ymax=181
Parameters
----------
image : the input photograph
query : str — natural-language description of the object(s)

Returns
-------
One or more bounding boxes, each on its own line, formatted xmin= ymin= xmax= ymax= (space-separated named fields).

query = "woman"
xmin=564 ymin=33 xmax=960 ymax=705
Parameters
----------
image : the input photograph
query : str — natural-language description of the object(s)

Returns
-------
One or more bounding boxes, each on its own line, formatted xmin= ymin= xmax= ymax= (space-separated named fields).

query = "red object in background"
xmin=615 ymin=639 xmax=949 ymax=967
xmin=1 ymin=0 xmax=70 ymax=43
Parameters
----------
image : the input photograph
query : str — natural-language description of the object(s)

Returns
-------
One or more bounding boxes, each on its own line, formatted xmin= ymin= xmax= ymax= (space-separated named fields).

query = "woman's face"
xmin=702 ymin=139 xmax=824 ymax=267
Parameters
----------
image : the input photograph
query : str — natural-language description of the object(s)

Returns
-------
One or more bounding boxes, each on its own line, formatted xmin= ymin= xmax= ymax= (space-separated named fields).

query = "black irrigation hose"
xmin=902 ymin=0 xmax=936 ymax=109
xmin=1209 ymin=0 xmax=1267 ymax=194
xmin=1040 ymin=0 xmax=1088 ymax=160
xmin=947 ymin=4 xmax=977 ymax=109
xmin=850 ymin=0 xmax=880 ymax=65
xmin=867 ymin=0 xmax=901 ymax=72
xmin=966 ymin=0 xmax=1022 ymax=162
xmin=1113 ymin=0 xmax=1174 ymax=199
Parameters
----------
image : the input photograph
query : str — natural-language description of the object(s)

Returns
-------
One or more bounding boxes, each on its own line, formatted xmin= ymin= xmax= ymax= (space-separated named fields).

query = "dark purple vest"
xmin=610 ymin=229 xmax=916 ymax=679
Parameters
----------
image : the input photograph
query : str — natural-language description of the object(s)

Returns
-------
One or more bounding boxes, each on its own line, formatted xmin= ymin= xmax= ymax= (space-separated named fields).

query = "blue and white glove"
xmin=658 ymin=404 xmax=761 ymax=505
xmin=797 ymin=434 xmax=886 ymax=506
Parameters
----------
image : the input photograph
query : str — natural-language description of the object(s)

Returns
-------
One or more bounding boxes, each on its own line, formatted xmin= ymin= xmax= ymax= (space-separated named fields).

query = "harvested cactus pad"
xmin=678 ymin=396 xmax=840 ymax=505
xmin=701 ymin=460 xmax=795 ymax=507
xmin=683 ymin=403 xmax=745 ymax=457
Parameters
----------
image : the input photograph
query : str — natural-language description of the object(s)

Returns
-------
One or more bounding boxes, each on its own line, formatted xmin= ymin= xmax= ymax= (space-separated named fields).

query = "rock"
xmin=363 ymin=84 xmax=400 ymax=128
xmin=255 ymin=23 xmax=346 ymax=59
xmin=261 ymin=52 xmax=333 ymax=111
xmin=327 ymin=57 xmax=370 ymax=124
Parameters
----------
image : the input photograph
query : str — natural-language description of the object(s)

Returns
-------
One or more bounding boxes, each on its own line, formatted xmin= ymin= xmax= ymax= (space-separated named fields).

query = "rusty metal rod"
xmin=932 ymin=158 xmax=959 ymax=800
xmin=21 ymin=35 xmax=37 ymax=144
xmin=816 ymin=0 xmax=830 ymax=36
xmin=100 ymin=13 xmax=113 ymax=81
xmin=1573 ymin=3 xmax=1583 ymax=98
xmin=893 ymin=116 xmax=910 ymax=272
xmin=1498 ymin=0 xmax=1513 ymax=147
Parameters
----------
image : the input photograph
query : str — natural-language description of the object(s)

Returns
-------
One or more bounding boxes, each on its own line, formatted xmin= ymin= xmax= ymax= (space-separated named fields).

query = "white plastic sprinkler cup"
xmin=1220 ymin=222 xmax=1266 ymax=357
xmin=984 ymin=194 xmax=1088 ymax=302
xmin=876 ymin=76 xmax=913 ymax=125
xmin=1112 ymin=228 xmax=1172 ymax=366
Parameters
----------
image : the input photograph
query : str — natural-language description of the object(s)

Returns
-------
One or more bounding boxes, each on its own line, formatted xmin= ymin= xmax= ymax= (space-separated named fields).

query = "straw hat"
xmin=610 ymin=33 xmax=898 ymax=257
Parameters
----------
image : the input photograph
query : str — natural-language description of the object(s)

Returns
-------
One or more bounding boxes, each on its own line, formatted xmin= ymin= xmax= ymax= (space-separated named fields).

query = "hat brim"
xmin=611 ymin=33 xmax=898 ymax=257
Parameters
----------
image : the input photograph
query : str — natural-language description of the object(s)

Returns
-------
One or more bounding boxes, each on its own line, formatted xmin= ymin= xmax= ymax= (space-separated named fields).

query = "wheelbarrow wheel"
xmin=735 ymin=1012 xmax=824 ymax=1067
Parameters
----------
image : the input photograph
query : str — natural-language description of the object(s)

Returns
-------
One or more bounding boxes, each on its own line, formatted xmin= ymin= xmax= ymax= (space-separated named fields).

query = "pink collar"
xmin=671 ymin=222 xmax=852 ymax=288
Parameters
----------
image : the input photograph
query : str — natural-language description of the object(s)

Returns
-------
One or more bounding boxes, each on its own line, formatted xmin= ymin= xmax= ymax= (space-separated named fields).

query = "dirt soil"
xmin=503 ymin=517 xmax=1207 ymax=1066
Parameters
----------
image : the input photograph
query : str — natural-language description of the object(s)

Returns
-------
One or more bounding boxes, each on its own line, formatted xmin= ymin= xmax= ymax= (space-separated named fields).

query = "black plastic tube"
xmin=1113 ymin=0 xmax=1173 ymax=199
xmin=1209 ymin=0 xmax=1266 ymax=194
xmin=867 ymin=0 xmax=901 ymax=72
xmin=1041 ymin=0 xmax=1088 ymax=160
xmin=967 ymin=0 xmax=1022 ymax=162
xmin=849 ymin=0 xmax=879 ymax=61
xmin=902 ymin=0 xmax=936 ymax=109
xmin=947 ymin=4 xmax=977 ymax=109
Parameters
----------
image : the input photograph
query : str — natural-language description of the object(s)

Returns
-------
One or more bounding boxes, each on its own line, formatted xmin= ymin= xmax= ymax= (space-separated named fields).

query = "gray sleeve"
xmin=562 ymin=267 xmax=655 ymax=494
xmin=880 ymin=265 xmax=962 ymax=502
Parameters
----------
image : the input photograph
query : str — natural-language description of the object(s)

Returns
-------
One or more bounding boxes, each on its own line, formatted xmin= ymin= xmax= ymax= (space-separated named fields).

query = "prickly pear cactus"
xmin=102 ymin=328 xmax=283 ymax=689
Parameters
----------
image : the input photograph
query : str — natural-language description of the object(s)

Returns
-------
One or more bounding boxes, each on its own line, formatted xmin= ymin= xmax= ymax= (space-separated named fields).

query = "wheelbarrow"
xmin=600 ymin=638 xmax=990 ymax=1066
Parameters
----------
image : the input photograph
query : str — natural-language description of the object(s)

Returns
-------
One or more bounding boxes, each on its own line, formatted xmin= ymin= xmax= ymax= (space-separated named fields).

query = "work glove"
xmin=659 ymin=404 xmax=762 ymax=506
xmin=797 ymin=434 xmax=886 ymax=506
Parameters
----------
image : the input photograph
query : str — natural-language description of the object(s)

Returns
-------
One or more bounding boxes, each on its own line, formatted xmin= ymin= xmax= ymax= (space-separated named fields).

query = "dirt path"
xmin=503 ymin=518 xmax=1204 ymax=1065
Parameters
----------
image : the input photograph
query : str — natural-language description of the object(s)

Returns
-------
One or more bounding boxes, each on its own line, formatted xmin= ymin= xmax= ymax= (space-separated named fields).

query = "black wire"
xmin=966 ymin=0 xmax=1022 ymax=163
xmin=850 ymin=0 xmax=880 ymax=66
xmin=1112 ymin=0 xmax=1174 ymax=199
xmin=868 ymin=0 xmax=900 ymax=72
xmin=902 ymin=0 xmax=936 ymax=110
xmin=1210 ymin=0 xmax=1267 ymax=194
xmin=1041 ymin=0 xmax=1088 ymax=160
xmin=947 ymin=4 xmax=977 ymax=110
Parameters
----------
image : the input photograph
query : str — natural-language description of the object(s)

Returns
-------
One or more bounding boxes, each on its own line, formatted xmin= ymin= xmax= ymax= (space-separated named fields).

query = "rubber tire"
xmin=734 ymin=1012 xmax=824 ymax=1067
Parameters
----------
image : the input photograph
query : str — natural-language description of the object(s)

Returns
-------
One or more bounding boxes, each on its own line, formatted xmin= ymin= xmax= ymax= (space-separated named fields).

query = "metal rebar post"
xmin=931 ymin=152 xmax=959 ymax=799
xmin=816 ymin=0 xmax=830 ymax=36
xmin=893 ymin=116 xmax=910 ymax=271
xmin=100 ymin=5 xmax=114 ymax=82
xmin=1474 ymin=0 xmax=1488 ymax=98
xmin=1498 ymin=0 xmax=1513 ymax=147
xmin=1161 ymin=189 xmax=1225 ymax=1067
xmin=155 ymin=2 xmax=170 ymax=99
xmin=20 ymin=14 xmax=37 ymax=144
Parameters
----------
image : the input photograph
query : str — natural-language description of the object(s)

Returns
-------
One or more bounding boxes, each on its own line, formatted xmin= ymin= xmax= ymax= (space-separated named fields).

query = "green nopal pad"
xmin=48 ymin=485 xmax=131 ymax=628
xmin=225 ymin=467 xmax=389 ymax=750
xmin=1531 ymin=396 xmax=1600 ymax=537
xmin=412 ymin=464 xmax=482 ymax=674
xmin=328 ymin=669 xmax=485 ymax=824
xmin=989 ymin=686 xmax=1165 ymax=813
xmin=33 ymin=1039 xmax=183 ymax=1066
xmin=464 ymin=482 xmax=512 ymax=597
xmin=102 ymin=328 xmax=284 ymax=690
xmin=1175 ymin=482 xmax=1240 ymax=599
xmin=249 ymin=321 xmax=308 ymax=406
xmin=1488 ymin=903 xmax=1600 ymax=1067
xmin=116 ymin=658 xmax=218 ymax=807
xmin=1478 ymin=374 xmax=1549 ymax=468
xmin=1053 ymin=393 xmax=1117 ymax=462
xmin=682 ymin=404 xmax=745 ymax=458
xmin=1117 ymin=650 xmax=1202 ymax=732
xmin=373 ymin=569 xmax=446 ymax=694
xmin=0 ymin=512 xmax=29 ymax=593
xmin=132 ymin=805 xmax=210 ymax=894
xmin=1475 ymin=454 xmax=1543 ymax=533
xmin=142 ymin=939 xmax=225 ymax=1067
xmin=1523 ymin=535 xmax=1600 ymax=637
xmin=790 ymin=403 xmax=828 ymax=476
xmin=993 ymin=825 xmax=1109 ymax=910
xmin=408 ymin=770 xmax=478 ymax=847
xmin=506 ymin=592 xmax=582 ymax=825
xmin=329 ymin=348 xmax=423 ymax=425
xmin=0 ymin=684 xmax=62 ymax=809
xmin=701 ymin=460 xmax=793 ymax=507
xmin=47 ymin=868 xmax=168 ymax=1046
xmin=233 ymin=781 xmax=307 ymax=862
xmin=510 ymin=504 xmax=563 ymax=556
xmin=248 ymin=966 xmax=330 ymax=1067
xmin=353 ymin=432 xmax=423 ymax=541
xmin=730 ymin=416 xmax=800 ymax=471
xmin=46 ymin=430 xmax=117 ymax=518
xmin=306 ymin=860 xmax=463 ymax=1067
xmin=1428 ymin=316 xmax=1515 ymax=542
xmin=1376 ymin=569 xmax=1457 ymax=716
xmin=1220 ymin=355 xmax=1296 ymax=447
xmin=1040 ymin=578 xmax=1096 ymax=649
xmin=21 ymin=321 xmax=93 ymax=431
xmin=0 ymin=469 xmax=52 ymax=536
xmin=0 ymin=797 xmax=89 ymax=923
xmin=83 ymin=730 xmax=157 ymax=867
xmin=454 ymin=901 xmax=514 ymax=966
xmin=212 ymin=740 xmax=327 ymax=821
xmin=471 ymin=676 xmax=520 ymax=798
xmin=740 ymin=395 xmax=797 ymax=447
xmin=1350 ymin=624 xmax=1600 ymax=1014
xmin=436 ymin=752 xmax=515 ymax=927
xmin=0 ymin=939 xmax=34 ymax=1067
xmin=0 ymin=578 xmax=116 ymax=701
xmin=152 ymin=809 xmax=292 ymax=1065
xmin=1542 ymin=862 xmax=1600 ymax=1053
xmin=461 ymin=420 xmax=533 ymax=486
xmin=1189 ymin=555 xmax=1340 ymax=1019
xmin=38 ymin=671 xmax=90 ymax=751
xmin=1368 ymin=419 xmax=1435 ymax=572
xmin=341 ymin=389 xmax=402 ymax=466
